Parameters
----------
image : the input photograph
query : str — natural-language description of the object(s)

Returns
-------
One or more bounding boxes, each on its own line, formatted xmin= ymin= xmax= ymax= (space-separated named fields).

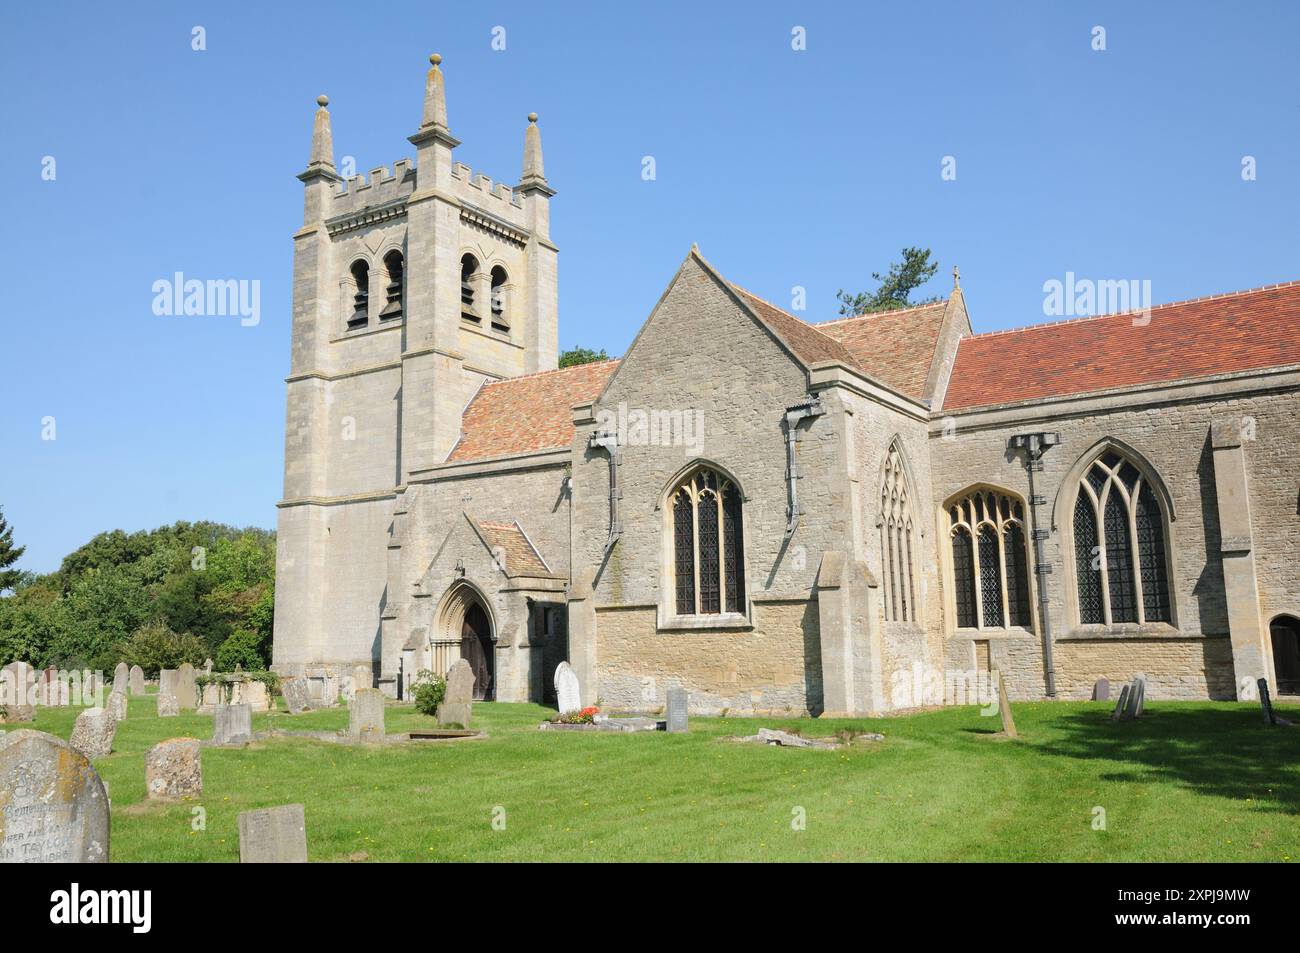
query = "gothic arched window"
xmin=1071 ymin=450 xmax=1172 ymax=625
xmin=348 ymin=259 xmax=370 ymax=329
xmin=671 ymin=467 xmax=745 ymax=616
xmin=879 ymin=444 xmax=917 ymax=622
xmin=947 ymin=489 xmax=1032 ymax=630
xmin=490 ymin=265 xmax=509 ymax=333
xmin=460 ymin=254 xmax=479 ymax=320
xmin=379 ymin=250 xmax=404 ymax=321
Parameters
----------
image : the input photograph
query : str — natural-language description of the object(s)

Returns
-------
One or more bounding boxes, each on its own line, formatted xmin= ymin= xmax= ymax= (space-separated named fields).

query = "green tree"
xmin=116 ymin=620 xmax=207 ymax=676
xmin=0 ymin=507 xmax=26 ymax=594
xmin=216 ymin=628 xmax=266 ymax=671
xmin=558 ymin=346 xmax=609 ymax=368
xmin=836 ymin=246 xmax=942 ymax=316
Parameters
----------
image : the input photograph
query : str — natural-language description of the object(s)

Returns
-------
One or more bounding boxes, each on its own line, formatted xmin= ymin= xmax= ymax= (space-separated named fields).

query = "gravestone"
xmin=352 ymin=663 xmax=371 ymax=693
xmin=145 ymin=738 xmax=203 ymax=800
xmin=1259 ymin=678 xmax=1275 ymax=726
xmin=349 ymin=688 xmax=385 ymax=741
xmin=436 ymin=659 xmax=474 ymax=728
xmin=212 ymin=703 xmax=252 ymax=746
xmin=281 ymin=677 xmax=311 ymax=714
xmin=1122 ymin=675 xmax=1146 ymax=721
xmin=176 ymin=662 xmax=197 ymax=710
xmin=994 ymin=670 xmax=1017 ymax=739
xmin=666 ymin=687 xmax=689 ymax=733
xmin=112 ymin=662 xmax=129 ymax=695
xmin=107 ymin=691 xmax=128 ymax=722
xmin=554 ymin=661 xmax=581 ymax=714
xmin=129 ymin=665 xmax=145 ymax=695
xmin=157 ymin=692 xmax=179 ymax=717
xmin=203 ymin=658 xmax=213 ymax=675
xmin=69 ymin=708 xmax=116 ymax=759
xmin=1 ymin=662 xmax=35 ymax=723
xmin=159 ymin=669 xmax=179 ymax=699
xmin=1111 ymin=683 xmax=1131 ymax=722
xmin=238 ymin=804 xmax=307 ymax=863
xmin=0 ymin=729 xmax=109 ymax=862
xmin=43 ymin=667 xmax=62 ymax=706
xmin=1092 ymin=678 xmax=1110 ymax=702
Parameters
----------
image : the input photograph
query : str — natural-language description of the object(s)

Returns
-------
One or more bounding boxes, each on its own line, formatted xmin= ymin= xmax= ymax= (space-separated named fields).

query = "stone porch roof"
xmin=943 ymin=280 xmax=1300 ymax=411
xmin=468 ymin=516 xmax=553 ymax=577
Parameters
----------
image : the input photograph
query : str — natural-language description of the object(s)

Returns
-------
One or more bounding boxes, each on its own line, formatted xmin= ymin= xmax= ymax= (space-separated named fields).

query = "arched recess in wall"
xmin=878 ymin=439 xmax=921 ymax=624
xmin=1054 ymin=440 xmax=1178 ymax=629
xmin=1269 ymin=614 xmax=1300 ymax=696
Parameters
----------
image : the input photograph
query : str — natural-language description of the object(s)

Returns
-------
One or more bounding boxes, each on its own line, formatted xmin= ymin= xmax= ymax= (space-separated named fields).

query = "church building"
xmin=272 ymin=55 xmax=1300 ymax=714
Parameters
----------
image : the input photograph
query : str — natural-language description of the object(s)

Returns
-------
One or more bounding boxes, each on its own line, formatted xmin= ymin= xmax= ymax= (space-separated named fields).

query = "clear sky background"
xmin=2 ymin=1 xmax=1297 ymax=573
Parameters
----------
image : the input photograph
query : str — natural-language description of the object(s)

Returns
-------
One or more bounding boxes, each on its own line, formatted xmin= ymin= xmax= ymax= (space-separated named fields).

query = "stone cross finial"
xmin=421 ymin=52 xmax=449 ymax=131
xmin=307 ymin=94 xmax=335 ymax=173
xmin=953 ymin=265 xmax=961 ymax=290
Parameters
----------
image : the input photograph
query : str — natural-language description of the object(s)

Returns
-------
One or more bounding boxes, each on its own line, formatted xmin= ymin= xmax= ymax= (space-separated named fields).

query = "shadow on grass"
xmin=1036 ymin=704 xmax=1300 ymax=814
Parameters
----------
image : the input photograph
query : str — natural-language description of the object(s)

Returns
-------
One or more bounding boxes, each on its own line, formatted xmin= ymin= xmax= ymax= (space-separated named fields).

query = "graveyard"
xmin=3 ymin=682 xmax=1299 ymax=862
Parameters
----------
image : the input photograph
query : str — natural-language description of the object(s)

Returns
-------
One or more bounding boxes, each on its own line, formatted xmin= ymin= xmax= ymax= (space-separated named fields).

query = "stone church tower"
xmin=273 ymin=55 xmax=558 ymax=689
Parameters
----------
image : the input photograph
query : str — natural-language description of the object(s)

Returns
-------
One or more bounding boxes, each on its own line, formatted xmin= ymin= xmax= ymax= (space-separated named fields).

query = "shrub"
xmin=411 ymin=669 xmax=446 ymax=716
xmin=117 ymin=621 xmax=207 ymax=677
xmin=215 ymin=628 xmax=266 ymax=672
xmin=552 ymin=705 xmax=599 ymax=725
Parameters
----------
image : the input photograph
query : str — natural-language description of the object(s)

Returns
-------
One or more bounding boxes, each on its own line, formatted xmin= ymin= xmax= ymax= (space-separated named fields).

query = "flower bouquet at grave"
xmin=552 ymin=705 xmax=599 ymax=725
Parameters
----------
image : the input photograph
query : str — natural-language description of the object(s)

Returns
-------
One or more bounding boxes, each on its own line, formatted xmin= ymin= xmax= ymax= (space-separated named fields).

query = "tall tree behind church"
xmin=837 ymin=247 xmax=941 ymax=316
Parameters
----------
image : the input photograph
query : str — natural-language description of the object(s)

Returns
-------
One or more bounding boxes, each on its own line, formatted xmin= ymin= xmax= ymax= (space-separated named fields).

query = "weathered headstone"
xmin=129 ymin=665 xmax=145 ymax=695
xmin=1259 ymin=678 xmax=1275 ymax=725
xmin=157 ymin=692 xmax=179 ymax=717
xmin=43 ymin=667 xmax=62 ymax=706
xmin=159 ymin=669 xmax=179 ymax=699
xmin=281 ymin=677 xmax=311 ymax=714
xmin=1092 ymin=678 xmax=1110 ymax=702
xmin=1 ymin=662 xmax=35 ymax=723
xmin=1122 ymin=675 xmax=1146 ymax=721
xmin=238 ymin=804 xmax=307 ymax=863
xmin=352 ymin=663 xmax=371 ymax=695
xmin=107 ymin=691 xmax=128 ymax=723
xmin=203 ymin=658 xmax=213 ymax=675
xmin=1111 ymin=683 xmax=1131 ymax=722
xmin=994 ymin=670 xmax=1017 ymax=738
xmin=212 ymin=703 xmax=252 ymax=746
xmin=349 ymin=688 xmax=385 ymax=741
xmin=69 ymin=707 xmax=116 ymax=759
xmin=666 ymin=686 xmax=689 ymax=733
xmin=436 ymin=659 xmax=474 ymax=728
xmin=145 ymin=738 xmax=203 ymax=800
xmin=554 ymin=661 xmax=581 ymax=714
xmin=0 ymin=729 xmax=109 ymax=862
xmin=112 ymin=662 xmax=129 ymax=695
xmin=176 ymin=662 xmax=197 ymax=710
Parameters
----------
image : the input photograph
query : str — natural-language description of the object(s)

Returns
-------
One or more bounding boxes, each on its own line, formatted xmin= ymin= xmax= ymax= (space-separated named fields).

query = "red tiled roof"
xmin=448 ymin=360 xmax=620 ymax=462
xmin=814 ymin=301 xmax=949 ymax=399
xmin=730 ymin=286 xmax=863 ymax=369
xmin=473 ymin=518 xmax=552 ymax=576
xmin=943 ymin=281 xmax=1300 ymax=411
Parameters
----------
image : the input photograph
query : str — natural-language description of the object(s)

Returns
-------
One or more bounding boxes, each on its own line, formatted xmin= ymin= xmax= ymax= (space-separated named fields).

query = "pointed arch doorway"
xmin=1270 ymin=615 xmax=1300 ymax=697
xmin=435 ymin=583 xmax=496 ymax=702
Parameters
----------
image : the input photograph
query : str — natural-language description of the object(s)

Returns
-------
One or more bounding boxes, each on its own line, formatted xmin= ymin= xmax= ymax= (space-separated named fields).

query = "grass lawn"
xmin=15 ymin=694 xmax=1300 ymax=862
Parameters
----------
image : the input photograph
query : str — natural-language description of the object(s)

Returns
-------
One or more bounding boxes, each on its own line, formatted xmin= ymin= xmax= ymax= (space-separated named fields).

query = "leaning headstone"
xmin=1111 ymin=683 xmax=1131 ymax=722
xmin=107 ymin=691 xmax=128 ymax=723
xmin=238 ymin=804 xmax=307 ymax=863
xmin=554 ymin=661 xmax=581 ymax=714
xmin=157 ymin=692 xmax=179 ymax=717
xmin=1123 ymin=675 xmax=1146 ymax=721
xmin=176 ymin=662 xmax=197 ymax=710
xmin=994 ymin=670 xmax=1017 ymax=738
xmin=212 ymin=703 xmax=252 ymax=746
xmin=145 ymin=738 xmax=203 ymax=800
xmin=349 ymin=688 xmax=385 ymax=741
xmin=281 ymin=677 xmax=311 ymax=714
xmin=1259 ymin=678 xmax=1276 ymax=726
xmin=69 ymin=707 xmax=116 ymax=759
xmin=1 ymin=662 xmax=35 ymax=723
xmin=112 ymin=662 xmax=129 ymax=694
xmin=129 ymin=665 xmax=145 ymax=695
xmin=436 ymin=659 xmax=474 ymax=728
xmin=666 ymin=686 xmax=689 ymax=734
xmin=1092 ymin=678 xmax=1110 ymax=702
xmin=0 ymin=729 xmax=109 ymax=862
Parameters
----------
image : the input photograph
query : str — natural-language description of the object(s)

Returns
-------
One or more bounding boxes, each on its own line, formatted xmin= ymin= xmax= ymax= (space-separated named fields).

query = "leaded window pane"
xmin=1104 ymin=490 xmax=1137 ymax=623
xmin=697 ymin=489 xmax=720 ymax=614
xmin=1135 ymin=483 xmax=1170 ymax=623
xmin=1004 ymin=523 xmax=1031 ymax=628
xmin=723 ymin=484 xmax=744 ymax=613
xmin=978 ymin=525 xmax=1004 ymax=628
xmin=1086 ymin=464 xmax=1106 ymax=496
xmin=952 ymin=529 xmax=977 ymax=629
xmin=904 ymin=527 xmax=916 ymax=623
xmin=673 ymin=490 xmax=695 ymax=615
xmin=1074 ymin=495 xmax=1103 ymax=624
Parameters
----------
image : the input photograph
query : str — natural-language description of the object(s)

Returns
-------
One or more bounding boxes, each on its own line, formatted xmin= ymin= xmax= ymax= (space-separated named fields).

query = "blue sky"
xmin=2 ymin=1 xmax=1296 ymax=573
